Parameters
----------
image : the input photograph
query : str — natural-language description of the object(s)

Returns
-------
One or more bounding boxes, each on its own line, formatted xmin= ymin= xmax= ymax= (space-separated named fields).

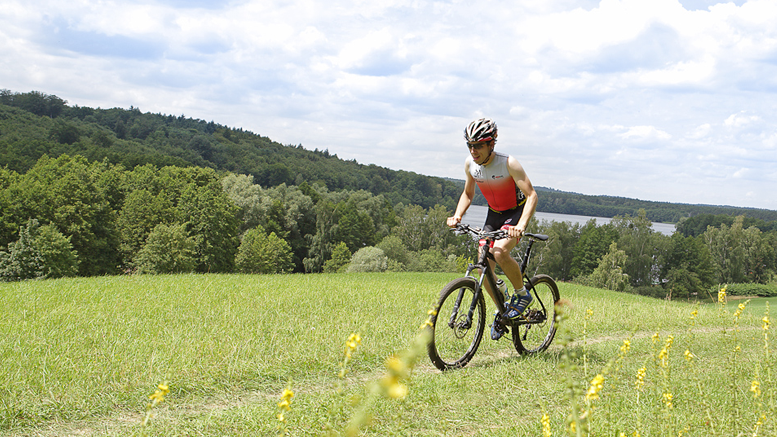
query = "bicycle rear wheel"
xmin=427 ymin=277 xmax=486 ymax=370
xmin=512 ymin=274 xmax=559 ymax=354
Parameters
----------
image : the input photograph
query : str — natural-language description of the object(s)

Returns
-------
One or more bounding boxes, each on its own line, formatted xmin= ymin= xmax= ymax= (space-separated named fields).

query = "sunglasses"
xmin=467 ymin=141 xmax=492 ymax=150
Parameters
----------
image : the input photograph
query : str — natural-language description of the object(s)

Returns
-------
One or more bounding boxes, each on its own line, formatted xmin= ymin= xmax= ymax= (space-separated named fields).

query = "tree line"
xmin=525 ymin=210 xmax=777 ymax=299
xmin=0 ymin=154 xmax=469 ymax=279
xmin=2 ymin=153 xmax=776 ymax=302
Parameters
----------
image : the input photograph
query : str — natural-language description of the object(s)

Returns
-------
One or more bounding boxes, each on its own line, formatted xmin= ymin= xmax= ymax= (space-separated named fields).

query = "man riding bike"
xmin=446 ymin=118 xmax=539 ymax=340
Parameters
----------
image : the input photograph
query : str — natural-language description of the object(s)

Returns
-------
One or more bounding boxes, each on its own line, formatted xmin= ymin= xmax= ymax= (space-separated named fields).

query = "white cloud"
xmin=724 ymin=111 xmax=762 ymax=128
xmin=618 ymin=126 xmax=673 ymax=141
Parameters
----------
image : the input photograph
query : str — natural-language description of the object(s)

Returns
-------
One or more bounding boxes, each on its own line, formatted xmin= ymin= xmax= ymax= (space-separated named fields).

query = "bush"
xmin=346 ymin=247 xmax=388 ymax=273
xmin=235 ymin=225 xmax=294 ymax=274
xmin=715 ymin=283 xmax=777 ymax=297
xmin=377 ymin=235 xmax=409 ymax=266
xmin=135 ymin=223 xmax=197 ymax=274
xmin=324 ymin=242 xmax=351 ymax=273
xmin=0 ymin=219 xmax=78 ymax=281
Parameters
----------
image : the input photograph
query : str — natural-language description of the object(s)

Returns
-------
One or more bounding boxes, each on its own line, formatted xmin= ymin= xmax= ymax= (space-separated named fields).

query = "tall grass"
xmin=1 ymin=274 xmax=774 ymax=435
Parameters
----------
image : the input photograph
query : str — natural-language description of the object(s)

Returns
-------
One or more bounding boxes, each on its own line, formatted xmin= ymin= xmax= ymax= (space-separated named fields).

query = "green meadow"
xmin=1 ymin=273 xmax=775 ymax=436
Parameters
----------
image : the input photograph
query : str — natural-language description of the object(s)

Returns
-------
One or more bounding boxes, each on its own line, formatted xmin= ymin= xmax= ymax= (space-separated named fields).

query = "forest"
xmin=1 ymin=90 xmax=776 ymax=299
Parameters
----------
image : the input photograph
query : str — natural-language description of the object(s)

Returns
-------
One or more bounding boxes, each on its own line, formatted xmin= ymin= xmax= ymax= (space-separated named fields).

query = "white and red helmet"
xmin=464 ymin=118 xmax=498 ymax=143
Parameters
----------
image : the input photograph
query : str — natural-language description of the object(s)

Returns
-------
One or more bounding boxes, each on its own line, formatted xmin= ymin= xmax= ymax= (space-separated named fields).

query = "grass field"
xmin=1 ymin=273 xmax=774 ymax=436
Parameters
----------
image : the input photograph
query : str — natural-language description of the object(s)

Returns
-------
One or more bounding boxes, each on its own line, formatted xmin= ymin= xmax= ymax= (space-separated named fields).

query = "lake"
xmin=461 ymin=205 xmax=676 ymax=236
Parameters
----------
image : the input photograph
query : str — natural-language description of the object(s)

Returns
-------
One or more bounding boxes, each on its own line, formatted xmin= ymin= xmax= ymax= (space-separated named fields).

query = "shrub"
xmin=0 ymin=219 xmax=78 ymax=281
xmin=346 ymin=247 xmax=388 ymax=273
xmin=135 ymin=223 xmax=197 ymax=274
xmin=715 ymin=282 xmax=777 ymax=297
xmin=377 ymin=235 xmax=409 ymax=266
xmin=235 ymin=225 xmax=294 ymax=274
xmin=324 ymin=242 xmax=351 ymax=273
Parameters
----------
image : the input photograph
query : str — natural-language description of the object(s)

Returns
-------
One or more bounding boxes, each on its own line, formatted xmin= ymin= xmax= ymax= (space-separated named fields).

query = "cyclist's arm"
xmin=447 ymin=159 xmax=476 ymax=227
xmin=507 ymin=156 xmax=538 ymax=237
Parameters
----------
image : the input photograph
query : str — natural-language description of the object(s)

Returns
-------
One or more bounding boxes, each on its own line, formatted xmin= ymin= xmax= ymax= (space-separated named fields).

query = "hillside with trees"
xmin=1 ymin=89 xmax=776 ymax=299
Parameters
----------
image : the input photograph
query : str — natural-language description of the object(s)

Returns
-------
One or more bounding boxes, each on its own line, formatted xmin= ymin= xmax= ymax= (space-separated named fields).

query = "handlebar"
xmin=451 ymin=223 xmax=549 ymax=242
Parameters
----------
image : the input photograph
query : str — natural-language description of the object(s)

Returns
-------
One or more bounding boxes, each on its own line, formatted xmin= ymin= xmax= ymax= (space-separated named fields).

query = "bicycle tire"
xmin=427 ymin=277 xmax=486 ymax=370
xmin=511 ymin=274 xmax=559 ymax=354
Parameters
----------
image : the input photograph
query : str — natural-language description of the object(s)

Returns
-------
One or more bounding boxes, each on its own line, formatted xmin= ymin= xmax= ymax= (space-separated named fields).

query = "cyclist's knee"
xmin=491 ymin=246 xmax=511 ymax=262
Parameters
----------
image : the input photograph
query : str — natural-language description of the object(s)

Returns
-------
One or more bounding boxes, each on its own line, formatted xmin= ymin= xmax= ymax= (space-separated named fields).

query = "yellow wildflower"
xmin=718 ymin=287 xmax=727 ymax=304
xmin=663 ymin=392 xmax=673 ymax=409
xmin=651 ymin=332 xmax=660 ymax=343
xmin=387 ymin=382 xmax=408 ymax=399
xmin=621 ymin=339 xmax=631 ymax=354
xmin=734 ymin=301 xmax=748 ymax=319
xmin=684 ymin=349 xmax=694 ymax=362
xmin=750 ymin=380 xmax=761 ymax=398
xmin=635 ymin=367 xmax=646 ymax=391
xmin=763 ymin=316 xmax=771 ymax=331
xmin=586 ymin=374 xmax=605 ymax=401
xmin=586 ymin=308 xmax=593 ymax=319
xmin=276 ymin=386 xmax=294 ymax=426
xmin=690 ymin=309 xmax=698 ymax=319
xmin=344 ymin=333 xmax=361 ymax=360
xmin=541 ymin=413 xmax=551 ymax=437
xmin=148 ymin=383 xmax=170 ymax=405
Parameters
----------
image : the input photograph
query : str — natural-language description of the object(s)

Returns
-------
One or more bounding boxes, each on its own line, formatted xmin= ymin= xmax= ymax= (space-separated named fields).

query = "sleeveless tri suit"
xmin=467 ymin=152 xmax=526 ymax=232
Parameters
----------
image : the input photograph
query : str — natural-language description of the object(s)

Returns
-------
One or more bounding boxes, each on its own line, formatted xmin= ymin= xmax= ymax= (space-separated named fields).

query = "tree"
xmin=587 ymin=242 xmax=630 ymax=292
xmin=8 ymin=155 xmax=121 ymax=276
xmin=336 ymin=201 xmax=376 ymax=252
xmin=134 ymin=223 xmax=196 ymax=274
xmin=391 ymin=203 xmax=453 ymax=252
xmin=49 ymin=119 xmax=81 ymax=145
xmin=116 ymin=189 xmax=174 ymax=266
xmin=701 ymin=216 xmax=772 ymax=284
xmin=235 ymin=225 xmax=294 ymax=274
xmin=176 ymin=172 xmax=240 ymax=273
xmin=323 ymin=242 xmax=351 ymax=273
xmin=571 ymin=220 xmax=619 ymax=278
xmin=662 ymin=233 xmax=716 ymax=300
xmin=0 ymin=219 xmax=78 ymax=281
xmin=346 ymin=247 xmax=388 ymax=273
xmin=531 ymin=220 xmax=581 ymax=281
xmin=611 ymin=210 xmax=665 ymax=287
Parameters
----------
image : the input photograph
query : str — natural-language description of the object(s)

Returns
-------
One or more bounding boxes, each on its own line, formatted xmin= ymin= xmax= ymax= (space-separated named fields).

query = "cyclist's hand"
xmin=507 ymin=225 xmax=524 ymax=239
xmin=447 ymin=216 xmax=461 ymax=228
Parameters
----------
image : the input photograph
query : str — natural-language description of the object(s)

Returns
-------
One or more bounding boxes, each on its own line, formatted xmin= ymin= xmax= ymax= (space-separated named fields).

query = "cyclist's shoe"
xmin=504 ymin=291 xmax=533 ymax=320
xmin=490 ymin=313 xmax=506 ymax=340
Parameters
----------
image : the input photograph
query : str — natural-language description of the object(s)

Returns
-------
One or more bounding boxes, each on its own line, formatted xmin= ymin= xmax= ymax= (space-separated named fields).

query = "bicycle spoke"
xmin=512 ymin=275 xmax=559 ymax=354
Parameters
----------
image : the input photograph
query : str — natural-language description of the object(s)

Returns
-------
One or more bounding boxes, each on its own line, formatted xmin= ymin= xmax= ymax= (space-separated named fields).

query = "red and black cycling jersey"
xmin=467 ymin=152 xmax=526 ymax=212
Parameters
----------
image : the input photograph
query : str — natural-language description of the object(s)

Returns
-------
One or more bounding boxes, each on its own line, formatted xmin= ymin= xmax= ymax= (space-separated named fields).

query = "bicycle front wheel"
xmin=427 ymin=277 xmax=486 ymax=370
xmin=512 ymin=274 xmax=560 ymax=354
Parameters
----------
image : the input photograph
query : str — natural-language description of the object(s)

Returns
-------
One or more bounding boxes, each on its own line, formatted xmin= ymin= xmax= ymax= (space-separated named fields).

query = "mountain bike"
xmin=427 ymin=223 xmax=560 ymax=371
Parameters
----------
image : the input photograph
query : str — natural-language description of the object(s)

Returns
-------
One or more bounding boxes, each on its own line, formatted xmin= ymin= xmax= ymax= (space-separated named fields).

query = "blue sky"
xmin=1 ymin=0 xmax=775 ymax=210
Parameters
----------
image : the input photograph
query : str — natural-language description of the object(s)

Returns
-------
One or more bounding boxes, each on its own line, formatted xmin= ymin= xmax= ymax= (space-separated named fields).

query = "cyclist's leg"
xmin=491 ymin=238 xmax=522 ymax=290
xmin=485 ymin=205 xmax=525 ymax=292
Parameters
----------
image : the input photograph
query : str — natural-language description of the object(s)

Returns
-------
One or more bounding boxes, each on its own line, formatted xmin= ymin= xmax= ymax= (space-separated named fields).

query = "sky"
xmin=2 ymin=0 xmax=776 ymax=211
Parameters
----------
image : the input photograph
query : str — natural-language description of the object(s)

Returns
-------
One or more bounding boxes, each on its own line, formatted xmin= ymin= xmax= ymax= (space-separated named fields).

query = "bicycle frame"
xmin=452 ymin=228 xmax=548 ymax=331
